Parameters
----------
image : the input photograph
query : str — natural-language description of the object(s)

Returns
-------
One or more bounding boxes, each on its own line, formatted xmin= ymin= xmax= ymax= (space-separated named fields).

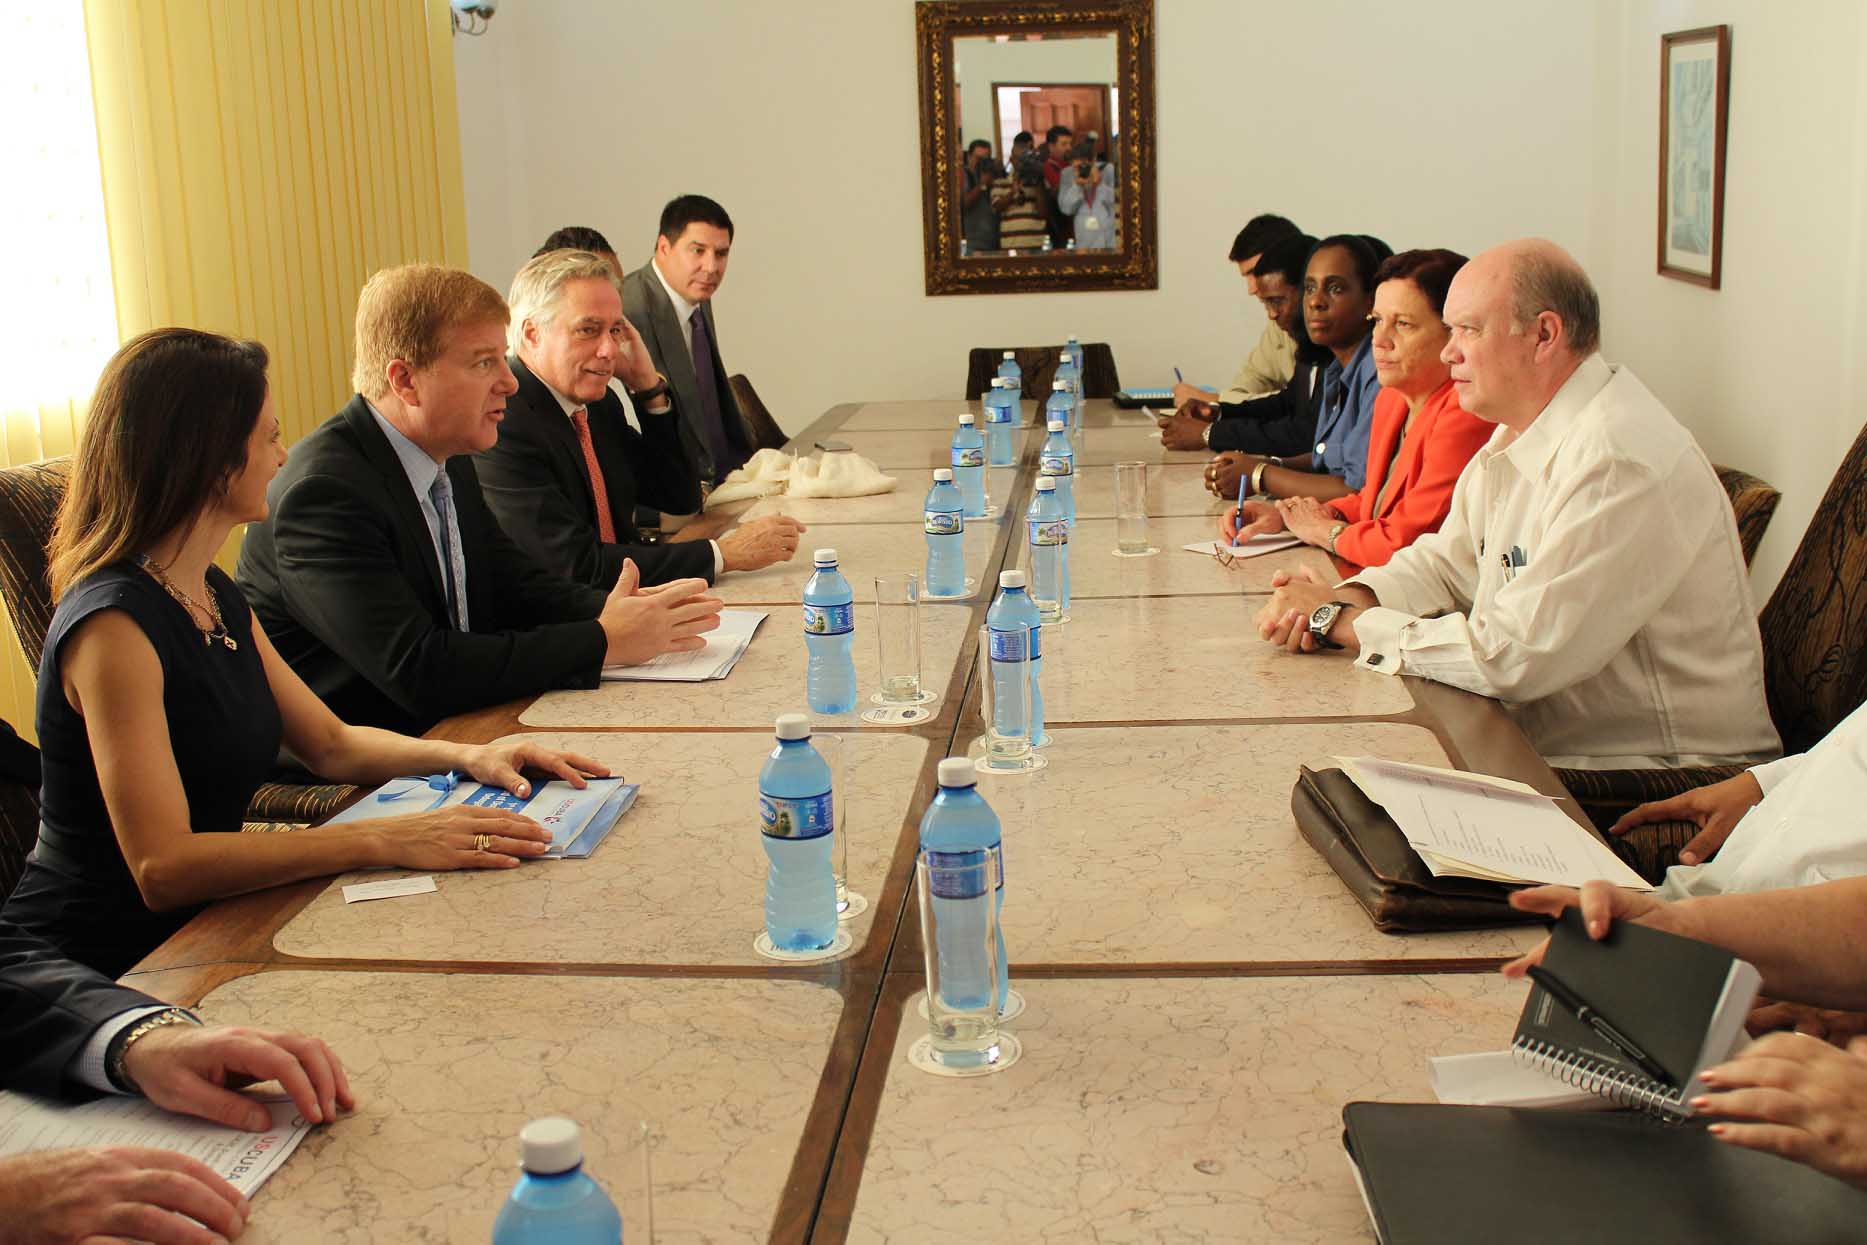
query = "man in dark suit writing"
xmin=238 ymin=264 xmax=722 ymax=736
xmin=475 ymin=248 xmax=803 ymax=590
xmin=0 ymin=920 xmax=350 ymax=1240
xmin=620 ymin=196 xmax=757 ymax=497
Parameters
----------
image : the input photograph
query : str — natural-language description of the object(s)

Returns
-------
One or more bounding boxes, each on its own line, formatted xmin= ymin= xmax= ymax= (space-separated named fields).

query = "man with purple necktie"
xmin=620 ymin=196 xmax=758 ymax=505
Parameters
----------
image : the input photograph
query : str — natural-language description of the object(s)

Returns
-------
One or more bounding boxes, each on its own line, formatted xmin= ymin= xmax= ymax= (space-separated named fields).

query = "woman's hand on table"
xmin=455 ymin=740 xmax=609 ymax=798
xmin=1696 ymin=1032 xmax=1867 ymax=1188
xmin=1220 ymin=499 xmax=1283 ymax=545
xmin=374 ymin=805 xmax=555 ymax=871
xmin=1206 ymin=452 xmax=1260 ymax=499
xmin=1277 ymin=496 xmax=1339 ymax=547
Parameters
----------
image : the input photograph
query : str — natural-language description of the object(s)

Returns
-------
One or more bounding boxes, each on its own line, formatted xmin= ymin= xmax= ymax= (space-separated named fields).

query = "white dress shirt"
xmin=537 ymin=378 xmax=723 ymax=577
xmin=1662 ymin=701 xmax=1867 ymax=898
xmin=651 ymin=257 xmax=701 ymax=362
xmin=1347 ymin=354 xmax=1779 ymax=769
xmin=367 ymin=402 xmax=469 ymax=625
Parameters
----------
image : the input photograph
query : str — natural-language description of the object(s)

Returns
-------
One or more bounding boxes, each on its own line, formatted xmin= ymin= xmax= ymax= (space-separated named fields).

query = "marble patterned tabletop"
xmin=845 ymin=973 xmax=1524 ymax=1243
xmin=274 ymin=731 xmax=929 ymax=965
xmin=520 ymin=603 xmax=973 ymax=729
xmin=830 ymin=427 xmax=1039 ymax=469
xmin=1010 ymin=516 xmax=1335 ymax=598
xmin=1035 ymin=597 xmax=1414 ymax=722
xmin=1069 ymin=421 xmax=1214 ymax=468
xmin=834 ymin=398 xmax=1157 ymax=432
xmin=199 ymin=971 xmax=841 ymax=1243
xmin=1072 ymin=462 xmax=1226 ymax=519
xmin=741 ymin=467 xmax=1022 ymax=526
xmin=714 ymin=521 xmax=1000 ymax=605
xmin=972 ymin=723 xmax=1540 ymax=965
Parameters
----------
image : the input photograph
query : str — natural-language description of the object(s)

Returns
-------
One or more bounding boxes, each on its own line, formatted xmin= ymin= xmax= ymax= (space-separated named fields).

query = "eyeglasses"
xmin=374 ymin=771 xmax=460 ymax=812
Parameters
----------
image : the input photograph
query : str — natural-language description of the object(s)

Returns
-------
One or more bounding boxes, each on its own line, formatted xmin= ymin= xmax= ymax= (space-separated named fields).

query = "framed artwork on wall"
xmin=1657 ymin=24 xmax=1732 ymax=288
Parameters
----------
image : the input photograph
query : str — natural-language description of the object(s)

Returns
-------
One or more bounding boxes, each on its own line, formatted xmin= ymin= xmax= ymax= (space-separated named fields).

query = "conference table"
xmin=126 ymin=398 xmax=1573 ymax=1242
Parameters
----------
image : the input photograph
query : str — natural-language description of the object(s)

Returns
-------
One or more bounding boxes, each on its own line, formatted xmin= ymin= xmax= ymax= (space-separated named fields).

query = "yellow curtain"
xmin=85 ymin=0 xmax=470 ymax=449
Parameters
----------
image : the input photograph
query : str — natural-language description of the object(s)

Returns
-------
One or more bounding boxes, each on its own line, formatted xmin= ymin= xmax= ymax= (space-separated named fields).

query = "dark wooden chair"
xmin=0 ymin=457 xmax=355 ymax=828
xmin=965 ymin=344 xmax=1121 ymax=402
xmin=1714 ymin=465 xmax=1781 ymax=568
xmin=727 ymin=374 xmax=789 ymax=452
xmin=1561 ymin=434 xmax=1867 ymax=879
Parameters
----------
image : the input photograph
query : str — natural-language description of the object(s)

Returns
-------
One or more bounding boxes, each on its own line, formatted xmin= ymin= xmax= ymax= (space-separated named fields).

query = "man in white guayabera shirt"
xmin=1251 ymin=238 xmax=1779 ymax=772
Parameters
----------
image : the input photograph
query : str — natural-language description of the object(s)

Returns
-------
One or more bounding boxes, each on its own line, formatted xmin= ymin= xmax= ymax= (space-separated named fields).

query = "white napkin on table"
xmin=785 ymin=451 xmax=897 ymax=499
xmin=704 ymin=448 xmax=795 ymax=507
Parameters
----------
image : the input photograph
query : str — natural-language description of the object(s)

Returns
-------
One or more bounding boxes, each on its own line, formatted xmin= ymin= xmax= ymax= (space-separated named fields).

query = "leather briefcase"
xmin=1290 ymin=765 xmax=1545 ymax=933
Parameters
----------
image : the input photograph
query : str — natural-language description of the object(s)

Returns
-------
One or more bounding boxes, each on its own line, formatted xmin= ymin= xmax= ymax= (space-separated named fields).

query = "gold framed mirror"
xmin=916 ymin=0 xmax=1157 ymax=295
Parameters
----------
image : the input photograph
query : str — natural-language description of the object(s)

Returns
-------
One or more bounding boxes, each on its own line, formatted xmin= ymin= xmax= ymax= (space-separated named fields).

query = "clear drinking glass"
xmin=1114 ymin=460 xmax=1156 ymax=556
xmin=871 ymin=573 xmax=930 ymax=705
xmin=807 ymin=733 xmax=858 ymax=918
xmin=916 ymin=843 xmax=1010 ymax=1071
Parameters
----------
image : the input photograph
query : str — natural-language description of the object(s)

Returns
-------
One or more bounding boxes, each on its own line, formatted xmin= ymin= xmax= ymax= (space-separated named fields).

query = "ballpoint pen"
xmin=1234 ymin=471 xmax=1248 ymax=540
xmin=1173 ymin=366 xmax=1184 ymax=383
xmin=1527 ymin=964 xmax=1674 ymax=1087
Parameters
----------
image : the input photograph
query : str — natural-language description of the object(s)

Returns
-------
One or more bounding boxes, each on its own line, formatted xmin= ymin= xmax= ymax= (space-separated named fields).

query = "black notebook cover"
xmin=1516 ymin=907 xmax=1742 ymax=1091
xmin=1344 ymin=1101 xmax=1867 ymax=1244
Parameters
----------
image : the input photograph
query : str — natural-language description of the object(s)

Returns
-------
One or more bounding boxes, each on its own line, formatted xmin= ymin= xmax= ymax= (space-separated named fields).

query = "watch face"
xmin=1308 ymin=603 xmax=1339 ymax=633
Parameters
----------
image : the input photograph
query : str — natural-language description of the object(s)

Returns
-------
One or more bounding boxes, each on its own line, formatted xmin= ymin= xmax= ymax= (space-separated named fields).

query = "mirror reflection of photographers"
xmin=991 ymin=132 xmax=1050 ymax=252
xmin=960 ymin=139 xmax=1001 ymax=253
xmin=1058 ymin=141 xmax=1116 ymax=250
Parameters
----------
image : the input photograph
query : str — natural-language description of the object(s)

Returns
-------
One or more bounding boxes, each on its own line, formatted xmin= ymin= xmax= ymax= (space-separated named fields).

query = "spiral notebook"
xmin=1509 ymin=909 xmax=1760 ymax=1117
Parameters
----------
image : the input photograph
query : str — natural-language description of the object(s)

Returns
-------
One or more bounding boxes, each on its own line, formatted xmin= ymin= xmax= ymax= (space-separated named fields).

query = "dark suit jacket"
xmin=1 ymin=920 xmax=154 ymax=1097
xmin=472 ymin=357 xmax=713 ymax=591
xmin=237 ymin=396 xmax=610 ymax=736
xmin=620 ymin=260 xmax=755 ymax=486
xmin=1210 ymin=352 xmax=1328 ymax=458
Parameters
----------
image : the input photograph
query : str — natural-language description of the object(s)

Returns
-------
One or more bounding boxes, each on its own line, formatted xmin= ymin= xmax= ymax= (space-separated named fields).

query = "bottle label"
xmin=952 ymin=446 xmax=985 ymax=467
xmin=802 ymin=602 xmax=853 ymax=635
xmin=760 ymin=791 xmax=833 ymax=840
xmin=925 ymin=848 xmax=991 ymax=899
xmin=985 ymin=407 xmax=1014 ymax=425
xmin=1039 ymin=455 xmax=1073 ymax=478
xmin=1029 ymin=518 xmax=1070 ymax=547
xmin=988 ymin=625 xmax=1041 ymax=662
xmin=924 ymin=510 xmax=963 ymax=536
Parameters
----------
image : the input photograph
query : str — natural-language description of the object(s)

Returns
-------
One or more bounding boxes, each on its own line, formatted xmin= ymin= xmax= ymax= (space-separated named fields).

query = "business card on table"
xmin=342 ymin=875 xmax=438 ymax=904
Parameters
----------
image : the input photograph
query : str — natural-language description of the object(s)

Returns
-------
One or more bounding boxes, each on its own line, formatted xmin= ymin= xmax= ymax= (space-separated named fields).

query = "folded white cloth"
xmin=704 ymin=448 xmax=795 ymax=507
xmin=786 ymin=451 xmax=897 ymax=498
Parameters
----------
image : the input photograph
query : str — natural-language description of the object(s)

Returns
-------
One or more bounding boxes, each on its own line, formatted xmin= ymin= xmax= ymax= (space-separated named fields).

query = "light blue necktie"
xmin=428 ymin=470 xmax=470 ymax=630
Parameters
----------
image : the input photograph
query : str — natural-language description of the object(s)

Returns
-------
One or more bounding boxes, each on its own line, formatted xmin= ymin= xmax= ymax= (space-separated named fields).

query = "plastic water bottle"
xmin=951 ymin=413 xmax=988 ymax=517
xmin=1055 ymin=354 xmax=1084 ymax=443
xmin=803 ymin=549 xmax=856 ymax=714
xmin=1044 ymin=378 xmax=1073 ymax=434
xmin=919 ymin=756 xmax=1009 ymax=1022
xmin=983 ymin=380 xmax=1017 ymax=466
xmin=491 ymin=1118 xmax=622 ymax=1245
xmin=1039 ymin=417 xmax=1075 ymax=523
xmin=987 ymin=568 xmax=1045 ymax=751
xmin=923 ymin=469 xmax=966 ymax=597
xmin=758 ymin=713 xmax=838 ymax=951
xmin=1027 ymin=476 xmax=1071 ymax=623
xmin=996 ymin=350 xmax=1021 ymax=385
xmin=1065 ymin=334 xmax=1084 ymax=375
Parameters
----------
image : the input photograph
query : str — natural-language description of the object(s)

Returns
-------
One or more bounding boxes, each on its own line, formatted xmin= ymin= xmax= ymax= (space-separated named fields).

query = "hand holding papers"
xmin=329 ymin=775 xmax=639 ymax=858
xmin=604 ymin=608 xmax=767 ymax=682
xmin=1340 ymin=756 xmax=1650 ymax=890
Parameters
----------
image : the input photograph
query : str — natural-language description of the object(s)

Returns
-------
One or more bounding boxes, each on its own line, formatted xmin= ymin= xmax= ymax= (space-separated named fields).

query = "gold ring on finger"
xmin=474 ymin=832 xmax=492 ymax=852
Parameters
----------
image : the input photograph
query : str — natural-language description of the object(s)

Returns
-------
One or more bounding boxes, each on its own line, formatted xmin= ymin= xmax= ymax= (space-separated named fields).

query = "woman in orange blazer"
xmin=1223 ymin=248 xmax=1491 ymax=568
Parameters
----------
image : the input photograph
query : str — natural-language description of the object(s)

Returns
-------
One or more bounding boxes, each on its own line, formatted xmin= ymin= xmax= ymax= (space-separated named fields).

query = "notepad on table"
xmin=1337 ymin=755 xmax=1650 ymax=890
xmin=326 ymin=775 xmax=639 ymax=858
xmin=1180 ymin=535 xmax=1304 ymax=559
xmin=602 ymin=608 xmax=767 ymax=682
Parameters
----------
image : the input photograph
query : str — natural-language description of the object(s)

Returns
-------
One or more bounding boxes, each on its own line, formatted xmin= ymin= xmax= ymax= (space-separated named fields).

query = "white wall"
xmin=1587 ymin=1 xmax=1867 ymax=592
xmin=452 ymin=0 xmax=1602 ymax=432
xmin=952 ymin=34 xmax=1117 ymax=151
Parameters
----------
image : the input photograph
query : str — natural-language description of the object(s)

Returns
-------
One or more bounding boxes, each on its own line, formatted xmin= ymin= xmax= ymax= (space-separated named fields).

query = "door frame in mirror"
xmin=916 ymin=0 xmax=1157 ymax=295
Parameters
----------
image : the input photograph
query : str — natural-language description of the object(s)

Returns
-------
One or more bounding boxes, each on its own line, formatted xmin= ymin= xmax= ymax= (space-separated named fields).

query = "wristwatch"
xmin=626 ymin=372 xmax=671 ymax=404
xmin=1306 ymin=600 xmax=1353 ymax=650
xmin=1325 ymin=521 xmax=1349 ymax=554
xmin=106 ymin=1007 xmax=202 ymax=1094
xmin=1200 ymin=422 xmax=1212 ymax=448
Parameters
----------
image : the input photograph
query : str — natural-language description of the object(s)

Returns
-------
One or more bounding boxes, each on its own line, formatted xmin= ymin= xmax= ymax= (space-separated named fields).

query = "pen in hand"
xmin=1234 ymin=471 xmax=1248 ymax=542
